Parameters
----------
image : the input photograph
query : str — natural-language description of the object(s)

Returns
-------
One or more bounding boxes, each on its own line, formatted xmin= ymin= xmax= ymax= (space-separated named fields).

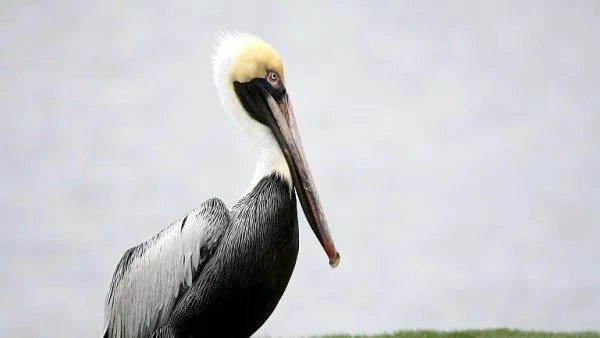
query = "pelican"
xmin=102 ymin=32 xmax=340 ymax=338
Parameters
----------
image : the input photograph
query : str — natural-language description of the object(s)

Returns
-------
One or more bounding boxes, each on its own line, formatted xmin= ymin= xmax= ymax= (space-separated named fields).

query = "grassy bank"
xmin=311 ymin=329 xmax=600 ymax=338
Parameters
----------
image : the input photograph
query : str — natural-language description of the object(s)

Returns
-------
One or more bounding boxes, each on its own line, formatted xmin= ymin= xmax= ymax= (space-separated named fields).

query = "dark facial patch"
xmin=234 ymin=78 xmax=286 ymax=126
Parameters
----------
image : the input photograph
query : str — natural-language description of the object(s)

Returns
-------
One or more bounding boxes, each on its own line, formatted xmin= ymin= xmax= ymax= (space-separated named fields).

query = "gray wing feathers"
xmin=103 ymin=198 xmax=230 ymax=338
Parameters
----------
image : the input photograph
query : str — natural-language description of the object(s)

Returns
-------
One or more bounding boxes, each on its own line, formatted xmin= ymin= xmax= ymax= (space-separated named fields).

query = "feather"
xmin=103 ymin=198 xmax=230 ymax=338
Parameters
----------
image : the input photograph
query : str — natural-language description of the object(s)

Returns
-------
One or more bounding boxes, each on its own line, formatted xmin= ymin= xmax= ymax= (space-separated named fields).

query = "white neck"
xmin=212 ymin=31 xmax=292 ymax=196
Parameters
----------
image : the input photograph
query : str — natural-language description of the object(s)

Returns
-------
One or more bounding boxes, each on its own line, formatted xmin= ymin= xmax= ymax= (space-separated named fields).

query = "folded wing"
xmin=103 ymin=198 xmax=230 ymax=338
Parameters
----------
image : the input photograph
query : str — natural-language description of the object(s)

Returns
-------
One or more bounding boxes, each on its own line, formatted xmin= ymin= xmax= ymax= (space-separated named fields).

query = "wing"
xmin=102 ymin=198 xmax=231 ymax=338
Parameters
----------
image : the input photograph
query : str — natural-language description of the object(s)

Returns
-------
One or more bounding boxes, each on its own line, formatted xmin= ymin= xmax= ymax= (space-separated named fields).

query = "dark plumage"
xmin=151 ymin=174 xmax=298 ymax=338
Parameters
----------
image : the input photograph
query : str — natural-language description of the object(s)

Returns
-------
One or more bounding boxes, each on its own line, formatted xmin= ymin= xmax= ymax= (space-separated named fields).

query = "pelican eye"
xmin=267 ymin=70 xmax=279 ymax=83
xmin=264 ymin=69 xmax=286 ymax=99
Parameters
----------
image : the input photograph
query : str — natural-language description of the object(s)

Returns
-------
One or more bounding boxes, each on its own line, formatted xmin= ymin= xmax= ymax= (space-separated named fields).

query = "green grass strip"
xmin=310 ymin=329 xmax=600 ymax=338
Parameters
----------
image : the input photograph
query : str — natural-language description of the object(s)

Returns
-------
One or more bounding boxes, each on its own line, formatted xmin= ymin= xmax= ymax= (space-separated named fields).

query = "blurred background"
xmin=1 ymin=0 xmax=599 ymax=337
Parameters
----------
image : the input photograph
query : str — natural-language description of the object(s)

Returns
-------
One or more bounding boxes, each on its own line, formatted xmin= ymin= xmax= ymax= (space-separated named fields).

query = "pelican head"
xmin=212 ymin=32 xmax=340 ymax=268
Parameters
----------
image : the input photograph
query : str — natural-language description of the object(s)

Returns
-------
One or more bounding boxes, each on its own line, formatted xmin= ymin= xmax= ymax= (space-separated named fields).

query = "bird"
xmin=102 ymin=31 xmax=340 ymax=338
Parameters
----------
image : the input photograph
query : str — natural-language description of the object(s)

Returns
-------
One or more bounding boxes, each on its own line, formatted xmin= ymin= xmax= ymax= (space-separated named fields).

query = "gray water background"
xmin=1 ymin=1 xmax=599 ymax=337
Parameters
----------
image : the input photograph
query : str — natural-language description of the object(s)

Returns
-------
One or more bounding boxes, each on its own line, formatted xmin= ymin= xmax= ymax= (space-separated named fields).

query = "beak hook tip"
xmin=329 ymin=252 xmax=341 ymax=269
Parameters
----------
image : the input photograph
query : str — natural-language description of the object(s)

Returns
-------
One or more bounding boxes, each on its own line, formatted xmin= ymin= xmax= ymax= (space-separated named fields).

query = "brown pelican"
xmin=102 ymin=32 xmax=340 ymax=338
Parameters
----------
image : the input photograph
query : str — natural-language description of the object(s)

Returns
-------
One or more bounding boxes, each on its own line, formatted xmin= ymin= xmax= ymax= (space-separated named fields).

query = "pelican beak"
xmin=265 ymin=94 xmax=340 ymax=268
xmin=234 ymin=80 xmax=340 ymax=268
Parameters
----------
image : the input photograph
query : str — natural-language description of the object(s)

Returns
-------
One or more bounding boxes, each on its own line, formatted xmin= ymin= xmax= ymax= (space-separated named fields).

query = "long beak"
xmin=265 ymin=94 xmax=340 ymax=268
